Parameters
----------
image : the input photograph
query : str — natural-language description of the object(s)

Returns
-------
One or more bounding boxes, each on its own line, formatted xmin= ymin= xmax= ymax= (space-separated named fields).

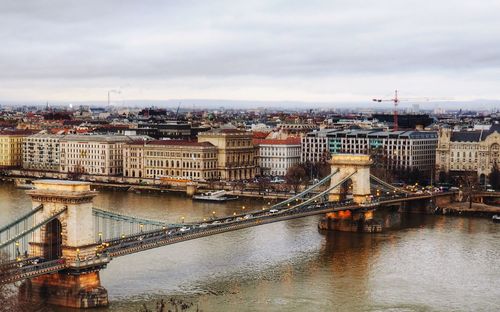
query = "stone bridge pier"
xmin=19 ymin=180 xmax=108 ymax=309
xmin=328 ymin=154 xmax=372 ymax=204
xmin=321 ymin=154 xmax=400 ymax=233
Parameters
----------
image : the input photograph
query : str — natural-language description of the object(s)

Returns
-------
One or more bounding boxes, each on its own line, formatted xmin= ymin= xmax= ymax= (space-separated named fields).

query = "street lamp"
xmin=140 ymin=224 xmax=144 ymax=232
xmin=15 ymin=241 xmax=20 ymax=260
xmin=98 ymin=232 xmax=102 ymax=244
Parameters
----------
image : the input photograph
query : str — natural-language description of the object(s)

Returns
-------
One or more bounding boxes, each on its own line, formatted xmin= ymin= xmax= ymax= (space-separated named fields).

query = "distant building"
xmin=278 ymin=123 xmax=318 ymax=136
xmin=436 ymin=125 xmax=500 ymax=184
xmin=0 ymin=130 xmax=36 ymax=168
xmin=123 ymin=140 xmax=218 ymax=181
xmin=373 ymin=113 xmax=434 ymax=130
xmin=135 ymin=121 xmax=197 ymax=140
xmin=59 ymin=135 xmax=148 ymax=176
xmin=254 ymin=137 xmax=301 ymax=177
xmin=23 ymin=134 xmax=61 ymax=171
xmin=198 ymin=129 xmax=256 ymax=180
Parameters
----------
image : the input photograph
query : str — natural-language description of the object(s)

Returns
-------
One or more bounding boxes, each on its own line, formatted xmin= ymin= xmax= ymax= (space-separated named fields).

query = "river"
xmin=1 ymin=182 xmax=499 ymax=311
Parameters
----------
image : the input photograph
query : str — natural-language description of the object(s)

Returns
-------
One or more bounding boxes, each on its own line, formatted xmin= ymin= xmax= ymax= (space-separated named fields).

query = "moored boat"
xmin=192 ymin=190 xmax=238 ymax=202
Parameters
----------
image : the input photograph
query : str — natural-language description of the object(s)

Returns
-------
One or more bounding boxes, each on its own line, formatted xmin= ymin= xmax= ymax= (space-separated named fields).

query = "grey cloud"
xmin=0 ymin=0 xmax=499 ymax=101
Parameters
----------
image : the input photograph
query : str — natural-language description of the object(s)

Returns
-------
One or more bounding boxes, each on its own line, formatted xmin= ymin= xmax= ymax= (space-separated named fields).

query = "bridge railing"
xmin=270 ymin=169 xmax=340 ymax=209
xmin=92 ymin=208 xmax=177 ymax=242
xmin=0 ymin=206 xmax=67 ymax=262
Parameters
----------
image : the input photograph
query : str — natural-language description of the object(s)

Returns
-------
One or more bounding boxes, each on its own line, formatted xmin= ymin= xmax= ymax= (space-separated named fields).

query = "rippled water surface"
xmin=1 ymin=182 xmax=499 ymax=311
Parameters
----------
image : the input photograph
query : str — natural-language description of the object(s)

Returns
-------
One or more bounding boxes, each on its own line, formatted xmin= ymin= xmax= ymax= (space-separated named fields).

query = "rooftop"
xmin=253 ymin=138 xmax=301 ymax=145
xmin=128 ymin=140 xmax=215 ymax=147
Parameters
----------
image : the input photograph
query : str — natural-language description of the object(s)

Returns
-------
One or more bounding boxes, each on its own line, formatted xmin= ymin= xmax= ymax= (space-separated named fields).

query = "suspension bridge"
xmin=0 ymin=154 xmax=456 ymax=308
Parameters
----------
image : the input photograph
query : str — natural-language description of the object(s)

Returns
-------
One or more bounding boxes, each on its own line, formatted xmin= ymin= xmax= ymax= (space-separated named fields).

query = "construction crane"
xmin=372 ymin=90 xmax=402 ymax=131
xmin=372 ymin=90 xmax=450 ymax=131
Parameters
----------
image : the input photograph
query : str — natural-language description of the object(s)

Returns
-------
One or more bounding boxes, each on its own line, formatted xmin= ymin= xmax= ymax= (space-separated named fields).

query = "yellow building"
xmin=0 ymin=130 xmax=36 ymax=168
xmin=198 ymin=129 xmax=256 ymax=181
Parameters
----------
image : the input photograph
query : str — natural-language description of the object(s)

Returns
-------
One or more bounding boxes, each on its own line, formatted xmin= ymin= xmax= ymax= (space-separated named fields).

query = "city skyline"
xmin=1 ymin=0 xmax=500 ymax=105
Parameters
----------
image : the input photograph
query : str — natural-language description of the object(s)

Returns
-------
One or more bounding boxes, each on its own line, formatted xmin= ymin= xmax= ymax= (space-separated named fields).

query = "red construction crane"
xmin=372 ymin=90 xmax=402 ymax=131
xmin=372 ymin=90 xmax=450 ymax=131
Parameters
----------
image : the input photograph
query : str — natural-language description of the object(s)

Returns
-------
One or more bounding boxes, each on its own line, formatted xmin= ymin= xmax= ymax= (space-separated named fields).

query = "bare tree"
xmin=285 ymin=164 xmax=309 ymax=193
xmin=489 ymin=162 xmax=500 ymax=190
xmin=256 ymin=177 xmax=271 ymax=195
xmin=0 ymin=252 xmax=35 ymax=312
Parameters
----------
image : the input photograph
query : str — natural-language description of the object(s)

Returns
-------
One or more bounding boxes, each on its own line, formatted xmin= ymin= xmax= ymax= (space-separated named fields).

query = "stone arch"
xmin=328 ymin=154 xmax=373 ymax=204
xmin=44 ymin=218 xmax=63 ymax=260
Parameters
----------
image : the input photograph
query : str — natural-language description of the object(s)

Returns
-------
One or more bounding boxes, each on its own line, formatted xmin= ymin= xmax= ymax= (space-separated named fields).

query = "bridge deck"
xmin=0 ymin=192 xmax=455 ymax=285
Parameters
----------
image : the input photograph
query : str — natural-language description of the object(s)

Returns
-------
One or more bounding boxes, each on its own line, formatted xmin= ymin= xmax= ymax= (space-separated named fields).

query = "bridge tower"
xmin=328 ymin=154 xmax=373 ymax=204
xmin=20 ymin=180 xmax=108 ymax=308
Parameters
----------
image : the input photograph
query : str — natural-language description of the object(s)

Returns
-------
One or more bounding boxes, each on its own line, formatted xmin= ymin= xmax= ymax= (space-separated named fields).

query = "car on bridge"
xmin=179 ymin=227 xmax=191 ymax=233
xmin=269 ymin=209 xmax=279 ymax=214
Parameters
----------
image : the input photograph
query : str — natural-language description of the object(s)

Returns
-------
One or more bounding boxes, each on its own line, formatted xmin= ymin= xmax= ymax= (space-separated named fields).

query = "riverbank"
xmin=438 ymin=202 xmax=500 ymax=217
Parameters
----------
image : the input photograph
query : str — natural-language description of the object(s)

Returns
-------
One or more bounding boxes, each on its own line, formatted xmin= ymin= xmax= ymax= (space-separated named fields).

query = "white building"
xmin=254 ymin=138 xmax=301 ymax=176
xmin=23 ymin=134 xmax=61 ymax=171
xmin=327 ymin=129 xmax=438 ymax=175
xmin=59 ymin=135 xmax=149 ymax=176
xmin=300 ymin=129 xmax=334 ymax=163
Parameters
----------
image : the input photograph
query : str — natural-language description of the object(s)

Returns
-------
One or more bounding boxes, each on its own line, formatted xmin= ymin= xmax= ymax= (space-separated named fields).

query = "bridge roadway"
xmin=0 ymin=192 xmax=454 ymax=285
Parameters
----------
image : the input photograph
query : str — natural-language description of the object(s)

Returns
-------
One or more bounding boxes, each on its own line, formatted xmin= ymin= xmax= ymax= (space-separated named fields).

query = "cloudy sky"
xmin=1 ymin=0 xmax=499 ymax=106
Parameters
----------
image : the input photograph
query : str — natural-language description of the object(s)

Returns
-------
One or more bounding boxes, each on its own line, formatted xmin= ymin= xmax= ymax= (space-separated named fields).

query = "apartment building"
xmin=327 ymin=129 xmax=438 ymax=174
xmin=59 ymin=135 xmax=148 ymax=176
xmin=0 ymin=130 xmax=36 ymax=168
xmin=123 ymin=140 xmax=218 ymax=181
xmin=254 ymin=137 xmax=301 ymax=176
xmin=436 ymin=125 xmax=500 ymax=184
xmin=301 ymin=129 xmax=333 ymax=163
xmin=23 ymin=133 xmax=61 ymax=171
xmin=198 ymin=129 xmax=256 ymax=180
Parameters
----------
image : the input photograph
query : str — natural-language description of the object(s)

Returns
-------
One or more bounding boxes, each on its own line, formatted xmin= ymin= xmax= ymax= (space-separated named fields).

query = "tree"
xmin=489 ymin=162 xmax=500 ymax=190
xmin=370 ymin=146 xmax=393 ymax=182
xmin=256 ymin=177 xmax=271 ymax=195
xmin=457 ymin=171 xmax=478 ymax=209
xmin=0 ymin=252 xmax=33 ymax=312
xmin=285 ymin=164 xmax=309 ymax=193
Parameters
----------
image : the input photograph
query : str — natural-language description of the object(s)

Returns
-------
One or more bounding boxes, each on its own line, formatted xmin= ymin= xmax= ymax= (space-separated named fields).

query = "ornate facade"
xmin=436 ymin=125 xmax=500 ymax=184
xmin=198 ymin=129 xmax=256 ymax=180
xmin=123 ymin=140 xmax=218 ymax=181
